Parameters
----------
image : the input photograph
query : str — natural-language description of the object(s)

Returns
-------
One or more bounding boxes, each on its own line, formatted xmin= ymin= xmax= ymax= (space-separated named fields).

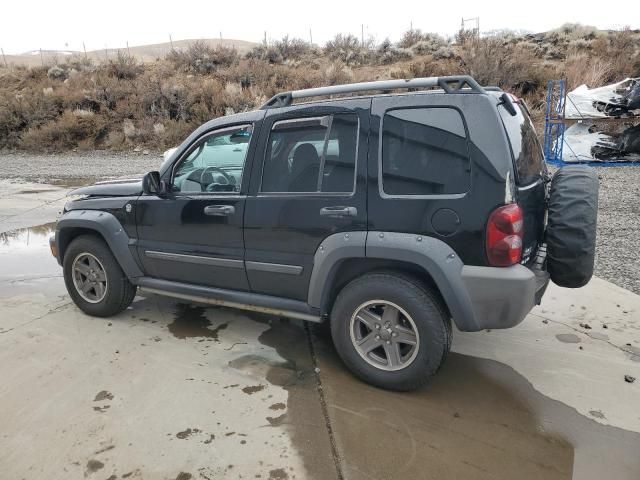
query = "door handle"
xmin=319 ymin=206 xmax=357 ymax=218
xmin=204 ymin=205 xmax=235 ymax=216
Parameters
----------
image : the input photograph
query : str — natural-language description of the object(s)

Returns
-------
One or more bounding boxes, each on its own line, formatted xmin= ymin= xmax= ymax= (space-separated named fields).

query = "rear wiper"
xmin=499 ymin=93 xmax=518 ymax=116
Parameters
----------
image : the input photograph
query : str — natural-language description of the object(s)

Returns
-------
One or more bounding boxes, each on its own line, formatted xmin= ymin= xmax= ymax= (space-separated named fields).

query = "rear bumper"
xmin=459 ymin=264 xmax=549 ymax=331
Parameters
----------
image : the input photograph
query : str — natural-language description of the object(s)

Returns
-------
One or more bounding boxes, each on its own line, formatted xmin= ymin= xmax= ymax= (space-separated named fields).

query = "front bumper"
xmin=459 ymin=263 xmax=550 ymax=331
xmin=49 ymin=234 xmax=59 ymax=263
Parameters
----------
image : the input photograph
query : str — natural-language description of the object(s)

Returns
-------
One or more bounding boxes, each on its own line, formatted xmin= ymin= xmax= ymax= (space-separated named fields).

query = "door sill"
xmin=135 ymin=277 xmax=322 ymax=323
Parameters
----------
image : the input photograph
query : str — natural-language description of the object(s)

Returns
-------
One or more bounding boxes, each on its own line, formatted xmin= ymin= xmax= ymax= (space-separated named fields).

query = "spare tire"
xmin=546 ymin=166 xmax=599 ymax=288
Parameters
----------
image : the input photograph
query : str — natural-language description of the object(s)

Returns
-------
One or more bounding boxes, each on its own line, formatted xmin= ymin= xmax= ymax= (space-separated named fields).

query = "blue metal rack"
xmin=543 ymin=79 xmax=566 ymax=166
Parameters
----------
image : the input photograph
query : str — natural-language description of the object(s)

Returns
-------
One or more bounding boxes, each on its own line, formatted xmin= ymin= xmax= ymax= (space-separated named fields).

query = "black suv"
xmin=51 ymin=76 xmax=598 ymax=390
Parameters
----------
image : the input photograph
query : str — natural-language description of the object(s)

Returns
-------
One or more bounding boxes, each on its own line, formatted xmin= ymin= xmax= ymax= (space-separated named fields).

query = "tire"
xmin=63 ymin=235 xmax=137 ymax=317
xmin=330 ymin=272 xmax=451 ymax=391
xmin=546 ymin=166 xmax=599 ymax=288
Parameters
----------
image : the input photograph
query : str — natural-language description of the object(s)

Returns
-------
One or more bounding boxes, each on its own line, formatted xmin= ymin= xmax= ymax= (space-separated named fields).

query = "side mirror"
xmin=142 ymin=171 xmax=166 ymax=196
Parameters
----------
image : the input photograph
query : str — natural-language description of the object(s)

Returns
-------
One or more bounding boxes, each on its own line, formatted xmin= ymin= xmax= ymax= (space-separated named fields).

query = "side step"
xmin=136 ymin=277 xmax=322 ymax=322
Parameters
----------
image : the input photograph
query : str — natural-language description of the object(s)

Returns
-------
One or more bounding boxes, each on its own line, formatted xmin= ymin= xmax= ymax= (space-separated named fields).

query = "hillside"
xmin=0 ymin=25 xmax=638 ymax=152
xmin=3 ymin=38 xmax=258 ymax=67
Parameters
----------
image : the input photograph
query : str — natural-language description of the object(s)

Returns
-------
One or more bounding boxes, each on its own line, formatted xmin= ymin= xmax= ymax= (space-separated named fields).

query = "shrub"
xmin=21 ymin=109 xmax=107 ymax=151
xmin=166 ymin=41 xmax=239 ymax=74
xmin=433 ymin=45 xmax=455 ymax=60
xmin=246 ymin=36 xmax=314 ymax=65
xmin=47 ymin=65 xmax=67 ymax=80
xmin=375 ymin=39 xmax=413 ymax=65
xmin=459 ymin=37 xmax=546 ymax=94
xmin=563 ymin=53 xmax=614 ymax=90
xmin=399 ymin=29 xmax=449 ymax=55
xmin=104 ymin=51 xmax=144 ymax=80
xmin=246 ymin=43 xmax=283 ymax=64
xmin=324 ymin=34 xmax=367 ymax=65
xmin=398 ymin=29 xmax=426 ymax=48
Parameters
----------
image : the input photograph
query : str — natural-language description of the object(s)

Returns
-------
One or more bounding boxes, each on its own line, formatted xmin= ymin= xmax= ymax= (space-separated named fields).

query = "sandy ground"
xmin=0 ymin=167 xmax=639 ymax=479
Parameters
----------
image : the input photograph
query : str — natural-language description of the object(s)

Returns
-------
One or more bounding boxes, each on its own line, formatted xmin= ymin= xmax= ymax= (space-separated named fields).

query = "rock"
xmin=142 ymin=149 xmax=150 ymax=155
xmin=133 ymin=146 xmax=141 ymax=152
xmin=579 ymin=323 xmax=592 ymax=330
xmin=624 ymin=375 xmax=636 ymax=383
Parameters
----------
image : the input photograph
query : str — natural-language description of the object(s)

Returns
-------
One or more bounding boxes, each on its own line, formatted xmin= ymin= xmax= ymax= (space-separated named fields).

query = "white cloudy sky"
xmin=2 ymin=0 xmax=636 ymax=54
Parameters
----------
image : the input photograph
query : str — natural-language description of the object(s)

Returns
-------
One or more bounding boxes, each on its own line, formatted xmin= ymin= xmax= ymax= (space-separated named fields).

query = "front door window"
xmin=172 ymin=125 xmax=252 ymax=193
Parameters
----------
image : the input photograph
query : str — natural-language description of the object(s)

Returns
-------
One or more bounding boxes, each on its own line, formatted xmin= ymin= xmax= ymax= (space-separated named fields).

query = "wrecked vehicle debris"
xmin=567 ymin=78 xmax=640 ymax=119
xmin=563 ymin=123 xmax=640 ymax=162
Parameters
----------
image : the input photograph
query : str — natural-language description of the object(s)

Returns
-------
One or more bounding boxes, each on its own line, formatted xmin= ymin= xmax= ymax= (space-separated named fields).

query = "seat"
xmin=289 ymin=143 xmax=320 ymax=192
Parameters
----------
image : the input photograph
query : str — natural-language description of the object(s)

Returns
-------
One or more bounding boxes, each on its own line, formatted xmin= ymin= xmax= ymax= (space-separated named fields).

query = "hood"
xmin=69 ymin=178 xmax=143 ymax=197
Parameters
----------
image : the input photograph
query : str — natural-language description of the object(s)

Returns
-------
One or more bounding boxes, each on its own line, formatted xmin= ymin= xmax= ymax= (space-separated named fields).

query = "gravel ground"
xmin=0 ymin=152 xmax=638 ymax=294
xmin=593 ymin=166 xmax=640 ymax=295
xmin=0 ymin=151 xmax=162 ymax=185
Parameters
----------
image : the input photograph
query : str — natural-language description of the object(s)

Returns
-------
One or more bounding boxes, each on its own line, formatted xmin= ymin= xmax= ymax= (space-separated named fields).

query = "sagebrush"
xmin=1 ymin=25 xmax=638 ymax=152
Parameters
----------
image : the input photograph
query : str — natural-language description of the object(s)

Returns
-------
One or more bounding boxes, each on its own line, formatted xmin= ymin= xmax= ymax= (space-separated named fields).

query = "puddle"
xmin=229 ymin=317 xmax=338 ymax=479
xmin=168 ymin=304 xmax=228 ymax=340
xmin=44 ymin=177 xmax=102 ymax=188
xmin=253 ymin=320 xmax=640 ymax=480
xmin=17 ymin=189 xmax=58 ymax=195
xmin=557 ymin=333 xmax=582 ymax=343
xmin=0 ymin=223 xmax=63 ymax=297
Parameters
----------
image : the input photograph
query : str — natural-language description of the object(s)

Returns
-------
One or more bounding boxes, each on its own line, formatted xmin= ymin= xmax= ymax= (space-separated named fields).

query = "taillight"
xmin=486 ymin=204 xmax=523 ymax=267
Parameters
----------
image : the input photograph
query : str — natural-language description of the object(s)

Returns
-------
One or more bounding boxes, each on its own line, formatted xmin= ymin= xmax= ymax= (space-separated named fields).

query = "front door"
xmin=135 ymin=123 xmax=256 ymax=291
xmin=244 ymin=98 xmax=370 ymax=301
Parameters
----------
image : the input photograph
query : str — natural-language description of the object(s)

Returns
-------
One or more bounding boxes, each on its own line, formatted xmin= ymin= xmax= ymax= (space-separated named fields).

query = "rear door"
xmin=244 ymin=99 xmax=370 ymax=301
xmin=498 ymin=101 xmax=547 ymax=264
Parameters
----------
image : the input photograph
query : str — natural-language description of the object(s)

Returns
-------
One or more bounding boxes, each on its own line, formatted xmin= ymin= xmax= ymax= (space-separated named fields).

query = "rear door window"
xmin=498 ymin=103 xmax=545 ymax=185
xmin=381 ymin=107 xmax=470 ymax=196
xmin=261 ymin=114 xmax=358 ymax=193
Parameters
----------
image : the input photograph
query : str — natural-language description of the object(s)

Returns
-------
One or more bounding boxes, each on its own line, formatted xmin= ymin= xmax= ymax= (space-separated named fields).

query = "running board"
xmin=136 ymin=277 xmax=322 ymax=323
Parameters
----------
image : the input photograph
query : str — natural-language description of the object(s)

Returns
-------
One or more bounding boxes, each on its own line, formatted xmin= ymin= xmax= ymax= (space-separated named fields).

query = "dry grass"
xmin=1 ymin=26 xmax=638 ymax=152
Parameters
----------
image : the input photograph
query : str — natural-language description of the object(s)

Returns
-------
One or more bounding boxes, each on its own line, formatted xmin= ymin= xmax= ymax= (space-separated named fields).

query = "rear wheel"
xmin=330 ymin=272 xmax=451 ymax=391
xmin=63 ymin=235 xmax=137 ymax=317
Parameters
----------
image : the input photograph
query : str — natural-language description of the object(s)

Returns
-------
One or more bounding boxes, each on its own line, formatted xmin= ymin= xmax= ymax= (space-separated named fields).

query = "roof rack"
xmin=261 ymin=75 xmax=486 ymax=109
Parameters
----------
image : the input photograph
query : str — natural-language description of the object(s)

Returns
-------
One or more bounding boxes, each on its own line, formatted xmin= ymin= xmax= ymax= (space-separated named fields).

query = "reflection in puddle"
xmin=0 ymin=223 xmax=62 ymax=296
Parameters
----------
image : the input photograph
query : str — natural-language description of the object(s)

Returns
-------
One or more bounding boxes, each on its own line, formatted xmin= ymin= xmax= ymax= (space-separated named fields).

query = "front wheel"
xmin=63 ymin=235 xmax=137 ymax=317
xmin=330 ymin=272 xmax=451 ymax=391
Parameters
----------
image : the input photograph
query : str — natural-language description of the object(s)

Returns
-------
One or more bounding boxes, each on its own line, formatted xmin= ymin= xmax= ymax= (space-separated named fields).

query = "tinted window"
xmin=381 ymin=108 xmax=470 ymax=196
xmin=261 ymin=114 xmax=358 ymax=193
xmin=499 ymin=103 xmax=544 ymax=185
xmin=172 ymin=126 xmax=251 ymax=193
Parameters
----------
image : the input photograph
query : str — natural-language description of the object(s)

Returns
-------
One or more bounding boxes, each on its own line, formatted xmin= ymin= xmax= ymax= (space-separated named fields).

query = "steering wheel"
xmin=200 ymin=166 xmax=234 ymax=192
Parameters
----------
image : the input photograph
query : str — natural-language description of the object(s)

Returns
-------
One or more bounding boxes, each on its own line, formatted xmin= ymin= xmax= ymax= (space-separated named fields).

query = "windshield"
xmin=498 ymin=102 xmax=545 ymax=185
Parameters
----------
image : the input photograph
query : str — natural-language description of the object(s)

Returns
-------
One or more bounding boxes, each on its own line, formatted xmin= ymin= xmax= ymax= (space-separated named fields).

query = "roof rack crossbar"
xmin=261 ymin=75 xmax=485 ymax=109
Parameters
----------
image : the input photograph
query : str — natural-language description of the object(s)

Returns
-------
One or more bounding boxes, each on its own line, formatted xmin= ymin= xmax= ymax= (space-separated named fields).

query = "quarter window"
xmin=381 ymin=108 xmax=470 ymax=196
xmin=261 ymin=114 xmax=358 ymax=193
xmin=172 ymin=125 xmax=252 ymax=193
xmin=498 ymin=103 xmax=545 ymax=185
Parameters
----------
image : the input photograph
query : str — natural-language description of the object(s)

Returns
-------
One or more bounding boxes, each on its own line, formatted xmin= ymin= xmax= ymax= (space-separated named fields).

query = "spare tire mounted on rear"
xmin=546 ymin=166 xmax=599 ymax=288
